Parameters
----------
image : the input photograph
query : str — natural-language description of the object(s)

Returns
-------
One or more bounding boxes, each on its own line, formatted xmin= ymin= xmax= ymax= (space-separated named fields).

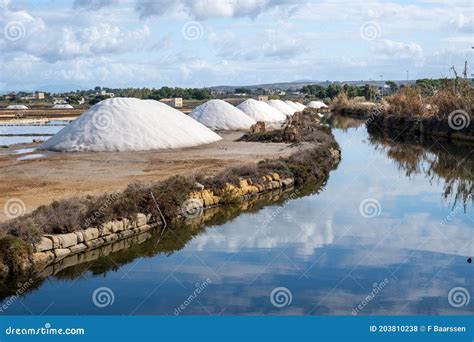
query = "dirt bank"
xmin=367 ymin=114 xmax=474 ymax=142
xmin=0 ymin=131 xmax=312 ymax=221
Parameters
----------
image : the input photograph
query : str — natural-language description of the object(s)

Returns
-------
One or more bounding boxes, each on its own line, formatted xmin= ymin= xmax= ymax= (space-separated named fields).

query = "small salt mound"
xmin=40 ymin=97 xmax=222 ymax=152
xmin=190 ymin=99 xmax=256 ymax=130
xmin=307 ymin=101 xmax=328 ymax=109
xmin=284 ymin=100 xmax=305 ymax=112
xmin=53 ymin=104 xmax=74 ymax=109
xmin=266 ymin=99 xmax=297 ymax=116
xmin=237 ymin=99 xmax=287 ymax=122
xmin=6 ymin=104 xmax=28 ymax=110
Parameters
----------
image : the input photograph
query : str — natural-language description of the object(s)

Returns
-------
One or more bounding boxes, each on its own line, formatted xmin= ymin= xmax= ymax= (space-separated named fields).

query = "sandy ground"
xmin=0 ymin=131 xmax=308 ymax=221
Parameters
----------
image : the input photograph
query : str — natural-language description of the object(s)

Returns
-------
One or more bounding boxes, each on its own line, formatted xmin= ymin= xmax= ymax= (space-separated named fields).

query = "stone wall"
xmin=29 ymin=174 xmax=295 ymax=273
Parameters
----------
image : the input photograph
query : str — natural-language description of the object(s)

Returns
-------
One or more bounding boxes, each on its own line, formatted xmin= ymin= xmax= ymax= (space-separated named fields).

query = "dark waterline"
xmin=2 ymin=117 xmax=472 ymax=315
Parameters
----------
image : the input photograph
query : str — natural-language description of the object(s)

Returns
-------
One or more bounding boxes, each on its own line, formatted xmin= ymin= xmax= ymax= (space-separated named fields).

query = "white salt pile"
xmin=307 ymin=101 xmax=328 ymax=109
xmin=294 ymin=102 xmax=307 ymax=110
xmin=284 ymin=100 xmax=306 ymax=112
xmin=6 ymin=104 xmax=28 ymax=110
xmin=266 ymin=99 xmax=297 ymax=116
xmin=52 ymin=104 xmax=74 ymax=109
xmin=189 ymin=99 xmax=256 ymax=130
xmin=40 ymin=97 xmax=222 ymax=152
xmin=237 ymin=99 xmax=287 ymax=122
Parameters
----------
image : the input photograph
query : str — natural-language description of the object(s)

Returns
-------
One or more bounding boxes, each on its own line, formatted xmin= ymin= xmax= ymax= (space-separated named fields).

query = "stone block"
xmin=84 ymin=238 xmax=104 ymax=249
xmin=69 ymin=243 xmax=87 ymax=254
xmin=34 ymin=237 xmax=53 ymax=252
xmin=83 ymin=228 xmax=100 ymax=241
xmin=57 ymin=233 xmax=78 ymax=248
xmin=31 ymin=251 xmax=55 ymax=265
xmin=44 ymin=235 xmax=60 ymax=249
xmin=54 ymin=248 xmax=71 ymax=261
xmin=74 ymin=231 xmax=84 ymax=243
xmin=136 ymin=213 xmax=147 ymax=227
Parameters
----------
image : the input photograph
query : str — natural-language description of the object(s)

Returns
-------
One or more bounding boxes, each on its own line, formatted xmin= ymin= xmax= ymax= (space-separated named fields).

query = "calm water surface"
xmin=2 ymin=118 xmax=472 ymax=315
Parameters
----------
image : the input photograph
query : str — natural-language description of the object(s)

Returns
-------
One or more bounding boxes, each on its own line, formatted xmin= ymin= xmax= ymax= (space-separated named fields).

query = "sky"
xmin=0 ymin=0 xmax=472 ymax=92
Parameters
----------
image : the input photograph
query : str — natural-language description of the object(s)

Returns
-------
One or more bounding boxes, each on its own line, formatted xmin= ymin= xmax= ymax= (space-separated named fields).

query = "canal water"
xmin=2 ymin=117 xmax=472 ymax=315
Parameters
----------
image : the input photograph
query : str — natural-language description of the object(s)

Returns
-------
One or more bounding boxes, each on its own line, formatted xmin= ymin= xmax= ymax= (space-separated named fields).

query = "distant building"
xmin=257 ymin=95 xmax=268 ymax=102
xmin=35 ymin=92 xmax=45 ymax=100
xmin=99 ymin=90 xmax=115 ymax=97
xmin=159 ymin=98 xmax=183 ymax=108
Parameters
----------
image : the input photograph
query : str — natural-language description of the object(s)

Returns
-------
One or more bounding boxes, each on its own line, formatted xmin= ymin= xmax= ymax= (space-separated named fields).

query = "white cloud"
xmin=372 ymin=39 xmax=424 ymax=65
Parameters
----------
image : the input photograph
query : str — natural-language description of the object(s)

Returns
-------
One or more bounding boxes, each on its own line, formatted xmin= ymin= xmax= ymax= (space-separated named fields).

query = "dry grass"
xmin=384 ymin=87 xmax=426 ymax=117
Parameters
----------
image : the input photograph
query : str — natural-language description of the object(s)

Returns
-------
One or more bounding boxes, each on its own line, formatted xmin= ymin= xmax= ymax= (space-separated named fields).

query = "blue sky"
xmin=0 ymin=0 xmax=472 ymax=91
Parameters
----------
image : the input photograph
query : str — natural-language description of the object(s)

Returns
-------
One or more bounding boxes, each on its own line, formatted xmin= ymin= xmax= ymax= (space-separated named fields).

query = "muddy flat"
xmin=0 ymin=131 xmax=309 ymax=221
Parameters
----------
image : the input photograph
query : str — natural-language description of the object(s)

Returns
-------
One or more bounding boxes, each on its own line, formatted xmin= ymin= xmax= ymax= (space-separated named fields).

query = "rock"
xmin=69 ymin=243 xmax=87 ymax=254
xmin=239 ymin=179 xmax=249 ymax=188
xmin=194 ymin=182 xmax=205 ymax=190
xmin=271 ymin=173 xmax=280 ymax=181
xmin=122 ymin=218 xmax=131 ymax=230
xmin=57 ymin=233 xmax=78 ymax=248
xmin=44 ymin=235 xmax=60 ymax=249
xmin=84 ymin=238 xmax=104 ymax=249
xmin=34 ymin=237 xmax=53 ymax=252
xmin=54 ymin=248 xmax=71 ymax=261
xmin=74 ymin=231 xmax=84 ymax=243
xmin=281 ymin=178 xmax=294 ymax=187
xmin=31 ymin=251 xmax=55 ymax=265
xmin=99 ymin=222 xmax=113 ymax=236
xmin=134 ymin=225 xmax=151 ymax=234
xmin=119 ymin=230 xmax=134 ymax=239
xmin=271 ymin=181 xmax=280 ymax=189
xmin=83 ymin=228 xmax=100 ymax=242
xmin=102 ymin=234 xmax=119 ymax=243
xmin=136 ymin=213 xmax=147 ymax=227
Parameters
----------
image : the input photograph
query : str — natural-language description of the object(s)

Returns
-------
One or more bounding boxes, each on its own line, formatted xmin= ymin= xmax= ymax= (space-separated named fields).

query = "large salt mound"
xmin=40 ymin=97 xmax=222 ymax=152
xmin=294 ymin=102 xmax=307 ymax=110
xmin=307 ymin=101 xmax=328 ymax=109
xmin=237 ymin=99 xmax=287 ymax=122
xmin=266 ymin=99 xmax=297 ymax=115
xmin=190 ymin=99 xmax=256 ymax=130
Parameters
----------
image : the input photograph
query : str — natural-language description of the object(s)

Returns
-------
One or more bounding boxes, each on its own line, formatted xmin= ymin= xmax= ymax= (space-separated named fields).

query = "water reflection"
xmin=367 ymin=129 xmax=474 ymax=208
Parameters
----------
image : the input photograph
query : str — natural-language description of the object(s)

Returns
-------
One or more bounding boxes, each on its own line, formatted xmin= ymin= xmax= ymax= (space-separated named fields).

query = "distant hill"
xmin=209 ymin=80 xmax=414 ymax=92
